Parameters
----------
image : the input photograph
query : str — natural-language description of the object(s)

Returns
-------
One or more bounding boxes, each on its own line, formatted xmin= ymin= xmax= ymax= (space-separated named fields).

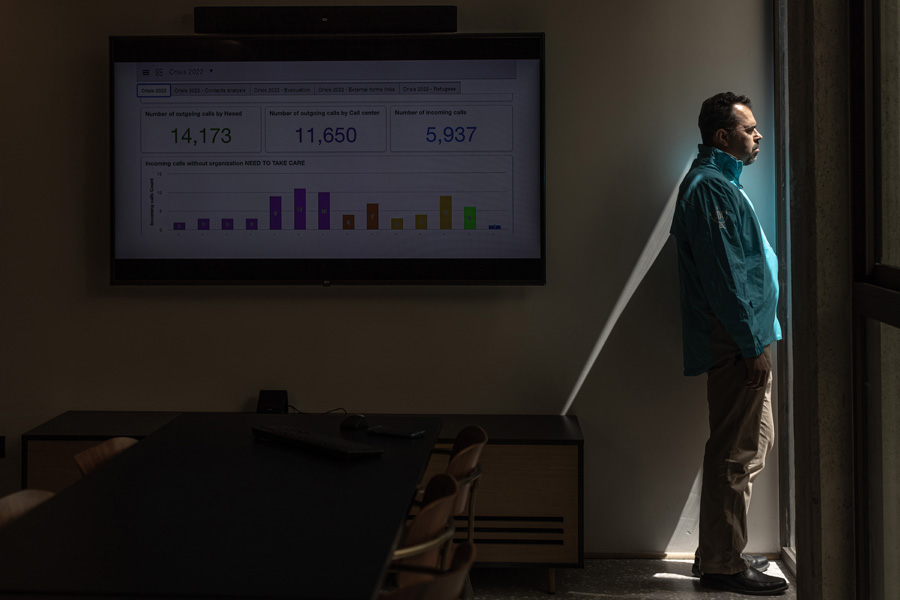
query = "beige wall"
xmin=0 ymin=0 xmax=778 ymax=555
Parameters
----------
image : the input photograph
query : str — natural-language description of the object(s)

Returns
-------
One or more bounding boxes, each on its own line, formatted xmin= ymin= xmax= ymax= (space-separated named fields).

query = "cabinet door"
xmin=424 ymin=443 xmax=581 ymax=565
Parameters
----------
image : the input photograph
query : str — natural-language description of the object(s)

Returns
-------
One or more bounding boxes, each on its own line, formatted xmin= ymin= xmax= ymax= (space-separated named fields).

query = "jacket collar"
xmin=698 ymin=144 xmax=743 ymax=184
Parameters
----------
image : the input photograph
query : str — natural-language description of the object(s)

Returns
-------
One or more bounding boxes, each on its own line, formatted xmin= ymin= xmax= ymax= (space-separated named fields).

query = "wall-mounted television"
xmin=109 ymin=33 xmax=545 ymax=284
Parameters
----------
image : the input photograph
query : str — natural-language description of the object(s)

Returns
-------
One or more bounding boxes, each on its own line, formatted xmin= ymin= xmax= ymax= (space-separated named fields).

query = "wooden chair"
xmin=392 ymin=473 xmax=459 ymax=588
xmin=435 ymin=426 xmax=487 ymax=599
xmin=381 ymin=542 xmax=476 ymax=600
xmin=443 ymin=426 xmax=487 ymax=543
xmin=74 ymin=437 xmax=139 ymax=476
xmin=0 ymin=489 xmax=54 ymax=529
xmin=405 ymin=427 xmax=486 ymax=596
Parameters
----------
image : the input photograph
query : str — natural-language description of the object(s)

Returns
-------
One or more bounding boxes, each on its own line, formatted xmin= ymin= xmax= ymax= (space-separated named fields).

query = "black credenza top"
xmin=23 ymin=410 xmax=583 ymax=445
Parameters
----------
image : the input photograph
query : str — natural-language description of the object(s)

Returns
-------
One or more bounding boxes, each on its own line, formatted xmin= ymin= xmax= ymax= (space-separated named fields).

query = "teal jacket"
xmin=670 ymin=145 xmax=781 ymax=376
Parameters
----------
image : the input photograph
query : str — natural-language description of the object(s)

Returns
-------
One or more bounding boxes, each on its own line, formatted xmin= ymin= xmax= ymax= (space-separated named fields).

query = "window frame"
xmin=852 ymin=0 xmax=900 ymax=597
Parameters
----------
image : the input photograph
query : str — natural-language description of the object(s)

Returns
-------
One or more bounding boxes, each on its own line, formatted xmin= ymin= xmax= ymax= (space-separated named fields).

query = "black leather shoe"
xmin=692 ymin=553 xmax=770 ymax=577
xmin=700 ymin=566 xmax=788 ymax=596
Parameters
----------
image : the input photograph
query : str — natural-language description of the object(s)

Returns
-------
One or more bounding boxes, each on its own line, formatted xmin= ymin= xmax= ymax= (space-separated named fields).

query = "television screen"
xmin=109 ymin=33 xmax=545 ymax=284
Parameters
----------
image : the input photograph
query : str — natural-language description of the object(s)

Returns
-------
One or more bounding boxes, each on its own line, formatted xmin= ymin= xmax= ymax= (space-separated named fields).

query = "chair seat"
xmin=0 ymin=489 xmax=54 ymax=529
xmin=382 ymin=542 xmax=476 ymax=600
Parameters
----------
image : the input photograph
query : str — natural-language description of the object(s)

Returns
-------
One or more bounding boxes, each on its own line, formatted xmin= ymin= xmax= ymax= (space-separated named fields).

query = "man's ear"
xmin=713 ymin=128 xmax=730 ymax=147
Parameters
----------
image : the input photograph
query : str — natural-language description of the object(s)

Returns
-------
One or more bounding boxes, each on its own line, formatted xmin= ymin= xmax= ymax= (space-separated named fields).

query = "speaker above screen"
xmin=194 ymin=5 xmax=458 ymax=35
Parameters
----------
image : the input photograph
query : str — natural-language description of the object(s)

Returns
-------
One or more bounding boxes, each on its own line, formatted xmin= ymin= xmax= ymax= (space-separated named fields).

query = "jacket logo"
xmin=710 ymin=209 xmax=729 ymax=229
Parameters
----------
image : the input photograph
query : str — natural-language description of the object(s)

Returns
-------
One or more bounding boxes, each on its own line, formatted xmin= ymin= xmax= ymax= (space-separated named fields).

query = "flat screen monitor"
xmin=109 ymin=33 xmax=545 ymax=284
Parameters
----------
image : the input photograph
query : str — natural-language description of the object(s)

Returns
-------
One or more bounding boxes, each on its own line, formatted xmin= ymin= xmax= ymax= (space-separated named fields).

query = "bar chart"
xmin=166 ymin=191 xmax=497 ymax=232
xmin=145 ymin=155 xmax=513 ymax=235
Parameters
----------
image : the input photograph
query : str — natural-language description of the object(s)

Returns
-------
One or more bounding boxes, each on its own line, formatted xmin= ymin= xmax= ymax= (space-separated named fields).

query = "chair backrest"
xmin=448 ymin=426 xmax=488 ymax=461
xmin=74 ymin=437 xmax=139 ymax=476
xmin=446 ymin=426 xmax=487 ymax=515
xmin=393 ymin=473 xmax=459 ymax=588
xmin=0 ymin=490 xmax=54 ymax=529
xmin=382 ymin=542 xmax=476 ymax=600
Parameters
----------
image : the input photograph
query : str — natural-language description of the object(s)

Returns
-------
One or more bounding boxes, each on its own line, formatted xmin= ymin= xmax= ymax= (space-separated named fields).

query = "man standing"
xmin=670 ymin=92 xmax=789 ymax=596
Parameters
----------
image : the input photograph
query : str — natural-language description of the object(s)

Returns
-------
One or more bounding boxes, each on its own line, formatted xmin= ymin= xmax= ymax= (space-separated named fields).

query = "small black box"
xmin=257 ymin=390 xmax=288 ymax=414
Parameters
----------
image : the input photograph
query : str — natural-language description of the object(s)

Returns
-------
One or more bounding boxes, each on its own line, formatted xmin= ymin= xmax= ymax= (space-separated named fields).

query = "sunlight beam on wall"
xmin=665 ymin=467 xmax=702 ymax=552
xmin=561 ymin=157 xmax=694 ymax=416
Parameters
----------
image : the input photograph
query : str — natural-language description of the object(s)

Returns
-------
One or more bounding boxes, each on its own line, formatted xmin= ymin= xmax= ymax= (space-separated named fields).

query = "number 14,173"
xmin=170 ymin=127 xmax=232 ymax=145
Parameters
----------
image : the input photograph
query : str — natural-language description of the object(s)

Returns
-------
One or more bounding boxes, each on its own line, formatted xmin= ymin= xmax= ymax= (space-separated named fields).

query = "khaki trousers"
xmin=697 ymin=344 xmax=774 ymax=575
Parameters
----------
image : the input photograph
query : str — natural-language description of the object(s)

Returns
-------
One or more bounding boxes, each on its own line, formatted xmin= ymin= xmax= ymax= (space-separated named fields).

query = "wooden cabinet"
xmin=22 ymin=411 xmax=583 ymax=568
xmin=425 ymin=415 xmax=583 ymax=567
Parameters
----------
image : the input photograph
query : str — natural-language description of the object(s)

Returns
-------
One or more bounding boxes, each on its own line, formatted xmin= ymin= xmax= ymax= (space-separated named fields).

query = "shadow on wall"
xmin=570 ymin=239 xmax=711 ymax=554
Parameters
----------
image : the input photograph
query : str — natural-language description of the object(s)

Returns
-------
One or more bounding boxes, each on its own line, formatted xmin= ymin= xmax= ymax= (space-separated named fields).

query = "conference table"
xmin=0 ymin=412 xmax=443 ymax=599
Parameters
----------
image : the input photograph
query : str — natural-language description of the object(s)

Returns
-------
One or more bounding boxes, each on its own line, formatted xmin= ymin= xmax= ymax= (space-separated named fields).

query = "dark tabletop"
xmin=0 ymin=412 xmax=442 ymax=600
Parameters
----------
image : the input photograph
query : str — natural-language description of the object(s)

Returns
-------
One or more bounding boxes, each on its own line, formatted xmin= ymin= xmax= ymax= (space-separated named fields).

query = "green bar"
xmin=464 ymin=206 xmax=476 ymax=230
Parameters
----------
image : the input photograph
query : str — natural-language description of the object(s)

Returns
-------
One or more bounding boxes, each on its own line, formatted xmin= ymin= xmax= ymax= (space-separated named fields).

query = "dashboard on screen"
xmin=110 ymin=34 xmax=545 ymax=284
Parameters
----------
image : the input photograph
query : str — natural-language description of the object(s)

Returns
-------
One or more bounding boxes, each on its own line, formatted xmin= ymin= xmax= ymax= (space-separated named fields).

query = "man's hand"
xmin=743 ymin=352 xmax=770 ymax=390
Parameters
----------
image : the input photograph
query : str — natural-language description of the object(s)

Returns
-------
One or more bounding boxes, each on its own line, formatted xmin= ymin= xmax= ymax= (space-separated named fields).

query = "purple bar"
xmin=270 ymin=196 xmax=282 ymax=230
xmin=174 ymin=222 xmax=186 ymax=230
xmin=318 ymin=192 xmax=330 ymax=230
xmin=222 ymin=218 xmax=234 ymax=230
xmin=294 ymin=189 xmax=307 ymax=230
xmin=198 ymin=219 xmax=210 ymax=230
xmin=246 ymin=218 xmax=258 ymax=230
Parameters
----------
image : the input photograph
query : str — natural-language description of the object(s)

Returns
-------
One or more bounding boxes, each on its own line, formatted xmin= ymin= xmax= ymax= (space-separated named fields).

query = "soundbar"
xmin=194 ymin=5 xmax=458 ymax=35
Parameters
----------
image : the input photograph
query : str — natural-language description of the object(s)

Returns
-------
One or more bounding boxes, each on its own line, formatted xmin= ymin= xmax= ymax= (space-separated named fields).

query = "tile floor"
xmin=470 ymin=559 xmax=797 ymax=599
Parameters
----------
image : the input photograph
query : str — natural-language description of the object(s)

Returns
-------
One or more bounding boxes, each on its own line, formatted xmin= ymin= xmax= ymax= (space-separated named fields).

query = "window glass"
xmin=867 ymin=320 xmax=900 ymax=600
xmin=879 ymin=2 xmax=900 ymax=267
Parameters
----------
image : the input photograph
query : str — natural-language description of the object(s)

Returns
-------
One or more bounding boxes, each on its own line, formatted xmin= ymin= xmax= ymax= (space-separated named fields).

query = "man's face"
xmin=722 ymin=104 xmax=762 ymax=165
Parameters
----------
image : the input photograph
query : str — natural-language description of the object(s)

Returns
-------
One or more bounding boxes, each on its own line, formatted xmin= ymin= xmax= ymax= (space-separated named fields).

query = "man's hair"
xmin=698 ymin=92 xmax=752 ymax=146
